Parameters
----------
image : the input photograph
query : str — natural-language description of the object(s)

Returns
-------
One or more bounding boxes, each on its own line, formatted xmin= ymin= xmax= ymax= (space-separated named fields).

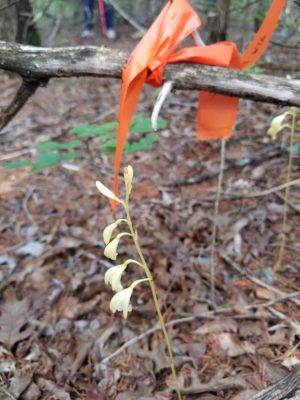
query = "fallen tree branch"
xmin=0 ymin=42 xmax=299 ymax=106
xmin=250 ymin=364 xmax=300 ymax=400
xmin=171 ymin=146 xmax=285 ymax=186
xmin=0 ymin=41 xmax=300 ymax=131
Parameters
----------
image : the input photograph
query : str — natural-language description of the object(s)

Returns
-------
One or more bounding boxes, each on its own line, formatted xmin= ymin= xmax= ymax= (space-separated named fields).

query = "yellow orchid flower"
xmin=109 ymin=279 xmax=149 ymax=319
xmin=104 ymin=233 xmax=131 ymax=260
xmin=267 ymin=112 xmax=291 ymax=140
xmin=103 ymin=219 xmax=127 ymax=245
xmin=104 ymin=264 xmax=127 ymax=292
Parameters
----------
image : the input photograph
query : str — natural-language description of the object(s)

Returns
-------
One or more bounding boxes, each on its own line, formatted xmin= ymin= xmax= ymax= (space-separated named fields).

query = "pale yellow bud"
xmin=96 ymin=181 xmax=121 ymax=202
xmin=124 ymin=165 xmax=134 ymax=196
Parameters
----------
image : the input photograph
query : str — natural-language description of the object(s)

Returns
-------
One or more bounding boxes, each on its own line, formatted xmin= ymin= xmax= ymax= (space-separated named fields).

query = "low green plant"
xmin=96 ymin=165 xmax=182 ymax=400
xmin=3 ymin=114 xmax=166 ymax=172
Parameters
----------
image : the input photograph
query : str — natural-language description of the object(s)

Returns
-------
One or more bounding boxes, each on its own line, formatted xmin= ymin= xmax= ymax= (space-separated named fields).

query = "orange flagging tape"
xmin=112 ymin=0 xmax=286 ymax=201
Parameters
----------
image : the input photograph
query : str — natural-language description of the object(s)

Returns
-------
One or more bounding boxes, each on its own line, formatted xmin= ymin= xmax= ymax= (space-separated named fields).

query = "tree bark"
xmin=219 ymin=0 xmax=231 ymax=41
xmin=16 ymin=0 xmax=41 ymax=45
xmin=251 ymin=364 xmax=300 ymax=400
xmin=0 ymin=41 xmax=299 ymax=106
xmin=0 ymin=1 xmax=18 ymax=42
xmin=0 ymin=0 xmax=40 ymax=45
xmin=0 ymin=41 xmax=299 ymax=131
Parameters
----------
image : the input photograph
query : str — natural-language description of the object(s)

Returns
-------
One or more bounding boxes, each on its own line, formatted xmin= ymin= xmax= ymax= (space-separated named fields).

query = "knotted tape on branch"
xmin=106 ymin=0 xmax=286 ymax=202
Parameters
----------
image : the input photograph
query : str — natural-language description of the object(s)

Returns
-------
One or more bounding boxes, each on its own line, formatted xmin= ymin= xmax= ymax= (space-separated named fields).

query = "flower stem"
xmin=275 ymin=107 xmax=297 ymax=272
xmin=124 ymin=198 xmax=183 ymax=400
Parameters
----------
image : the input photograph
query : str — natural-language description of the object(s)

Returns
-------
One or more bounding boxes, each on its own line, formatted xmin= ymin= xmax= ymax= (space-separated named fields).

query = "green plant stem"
xmin=210 ymin=138 xmax=226 ymax=308
xmin=275 ymin=107 xmax=297 ymax=272
xmin=124 ymin=197 xmax=183 ymax=400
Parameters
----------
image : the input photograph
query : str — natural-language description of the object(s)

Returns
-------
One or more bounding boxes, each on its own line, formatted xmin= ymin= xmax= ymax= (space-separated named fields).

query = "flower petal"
xmin=104 ymin=264 xmax=126 ymax=291
xmin=267 ymin=113 xmax=289 ymax=140
xmin=104 ymin=237 xmax=120 ymax=260
xmin=109 ymin=287 xmax=133 ymax=319
xmin=96 ymin=181 xmax=120 ymax=201
xmin=103 ymin=221 xmax=119 ymax=245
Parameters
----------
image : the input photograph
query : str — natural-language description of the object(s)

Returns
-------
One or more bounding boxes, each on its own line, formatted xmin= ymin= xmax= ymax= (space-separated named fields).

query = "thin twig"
xmin=230 ymin=178 xmax=300 ymax=199
xmin=107 ymin=0 xmax=146 ymax=34
xmin=0 ymin=387 xmax=17 ymax=400
xmin=29 ymin=0 xmax=54 ymax=25
xmin=173 ymin=147 xmax=284 ymax=186
xmin=101 ymin=289 xmax=300 ymax=364
xmin=161 ymin=177 xmax=300 ymax=205
xmin=222 ymin=255 xmax=300 ymax=307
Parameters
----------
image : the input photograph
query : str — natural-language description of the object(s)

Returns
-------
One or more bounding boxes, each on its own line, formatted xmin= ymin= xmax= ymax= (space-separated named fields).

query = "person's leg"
xmin=104 ymin=1 xmax=116 ymax=39
xmin=82 ymin=0 xmax=95 ymax=36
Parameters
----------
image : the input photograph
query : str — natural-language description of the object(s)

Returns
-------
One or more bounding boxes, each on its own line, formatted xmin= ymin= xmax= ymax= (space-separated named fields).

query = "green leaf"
xmin=125 ymin=134 xmax=159 ymax=153
xmin=61 ymin=152 xmax=79 ymax=161
xmin=36 ymin=140 xmax=82 ymax=151
xmin=288 ymin=143 xmax=300 ymax=155
xmin=60 ymin=140 xmax=82 ymax=150
xmin=3 ymin=160 xmax=33 ymax=170
xmin=31 ymin=152 xmax=61 ymax=172
xmin=71 ymin=122 xmax=117 ymax=138
xmin=129 ymin=117 xmax=167 ymax=134
xmin=153 ymin=88 xmax=162 ymax=97
xmin=95 ymin=131 xmax=116 ymax=140
xmin=101 ymin=134 xmax=159 ymax=154
xmin=129 ymin=113 xmax=144 ymax=128
xmin=100 ymin=139 xmax=117 ymax=153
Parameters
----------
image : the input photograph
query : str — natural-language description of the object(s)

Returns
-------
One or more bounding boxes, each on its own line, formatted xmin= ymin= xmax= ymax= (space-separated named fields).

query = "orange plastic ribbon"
xmin=113 ymin=0 xmax=286 ymax=199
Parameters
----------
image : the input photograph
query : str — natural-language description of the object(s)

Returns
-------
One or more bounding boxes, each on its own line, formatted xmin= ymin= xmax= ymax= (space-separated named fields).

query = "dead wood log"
xmin=0 ymin=41 xmax=299 ymax=131
xmin=251 ymin=364 xmax=300 ymax=400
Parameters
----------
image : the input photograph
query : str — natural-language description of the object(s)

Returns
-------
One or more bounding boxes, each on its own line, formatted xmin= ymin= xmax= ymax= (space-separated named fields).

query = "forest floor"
xmin=0 ymin=21 xmax=300 ymax=400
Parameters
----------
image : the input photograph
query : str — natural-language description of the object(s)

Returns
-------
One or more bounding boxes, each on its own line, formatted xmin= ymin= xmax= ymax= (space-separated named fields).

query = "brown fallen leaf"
xmin=37 ymin=378 xmax=71 ymax=400
xmin=216 ymin=333 xmax=256 ymax=357
xmin=194 ymin=318 xmax=238 ymax=335
xmin=86 ymin=387 xmax=108 ymax=400
xmin=0 ymin=287 xmax=34 ymax=350
xmin=0 ymin=367 xmax=33 ymax=400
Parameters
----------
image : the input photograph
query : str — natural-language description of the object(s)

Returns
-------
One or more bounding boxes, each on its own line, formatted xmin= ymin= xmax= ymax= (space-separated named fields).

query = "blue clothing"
xmin=83 ymin=0 xmax=114 ymax=32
